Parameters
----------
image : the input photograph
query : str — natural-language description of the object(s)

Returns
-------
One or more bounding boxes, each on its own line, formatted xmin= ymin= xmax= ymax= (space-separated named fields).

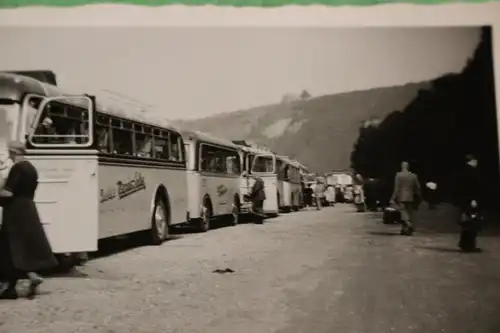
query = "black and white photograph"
xmin=0 ymin=26 xmax=499 ymax=332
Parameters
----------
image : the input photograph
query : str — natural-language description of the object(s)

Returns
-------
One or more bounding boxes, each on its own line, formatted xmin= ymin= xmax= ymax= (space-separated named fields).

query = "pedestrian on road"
xmin=303 ymin=184 xmax=314 ymax=209
xmin=314 ymin=179 xmax=325 ymax=210
xmin=452 ymin=154 xmax=483 ymax=252
xmin=390 ymin=161 xmax=422 ymax=236
xmin=0 ymin=141 xmax=58 ymax=300
xmin=244 ymin=172 xmax=266 ymax=224
xmin=325 ymin=185 xmax=336 ymax=207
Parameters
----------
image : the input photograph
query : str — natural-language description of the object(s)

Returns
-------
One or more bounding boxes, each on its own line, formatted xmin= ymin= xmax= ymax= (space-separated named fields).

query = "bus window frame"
xmin=198 ymin=142 xmax=241 ymax=176
xmin=250 ymin=153 xmax=276 ymax=175
xmin=96 ymin=111 xmax=186 ymax=166
xmin=27 ymin=95 xmax=96 ymax=149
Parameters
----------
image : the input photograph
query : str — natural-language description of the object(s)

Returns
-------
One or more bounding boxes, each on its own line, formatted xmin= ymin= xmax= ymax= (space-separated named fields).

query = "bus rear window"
xmin=30 ymin=100 xmax=92 ymax=147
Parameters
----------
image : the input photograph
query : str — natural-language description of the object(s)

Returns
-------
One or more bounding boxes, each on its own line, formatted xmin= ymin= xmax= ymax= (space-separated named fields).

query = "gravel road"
xmin=1 ymin=204 xmax=500 ymax=333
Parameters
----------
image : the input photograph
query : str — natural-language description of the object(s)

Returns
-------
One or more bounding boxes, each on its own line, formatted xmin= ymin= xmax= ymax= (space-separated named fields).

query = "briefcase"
xmin=383 ymin=207 xmax=401 ymax=224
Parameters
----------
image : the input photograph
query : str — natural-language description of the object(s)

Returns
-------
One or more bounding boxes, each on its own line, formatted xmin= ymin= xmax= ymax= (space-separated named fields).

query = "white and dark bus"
xmin=0 ymin=72 xmax=189 ymax=263
xmin=234 ymin=141 xmax=280 ymax=216
xmin=182 ymin=130 xmax=243 ymax=232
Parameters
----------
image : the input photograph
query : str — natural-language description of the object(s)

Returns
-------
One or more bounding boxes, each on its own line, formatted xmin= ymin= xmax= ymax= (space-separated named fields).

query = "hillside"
xmin=175 ymin=81 xmax=432 ymax=173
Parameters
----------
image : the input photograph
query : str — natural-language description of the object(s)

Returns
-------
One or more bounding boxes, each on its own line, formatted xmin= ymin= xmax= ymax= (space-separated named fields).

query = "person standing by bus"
xmin=390 ymin=161 xmax=422 ymax=236
xmin=244 ymin=172 xmax=266 ymax=224
xmin=0 ymin=141 xmax=58 ymax=300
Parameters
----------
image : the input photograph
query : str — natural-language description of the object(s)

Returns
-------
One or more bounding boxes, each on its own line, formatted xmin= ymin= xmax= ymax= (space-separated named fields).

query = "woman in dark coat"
xmin=452 ymin=155 xmax=483 ymax=252
xmin=0 ymin=141 xmax=58 ymax=300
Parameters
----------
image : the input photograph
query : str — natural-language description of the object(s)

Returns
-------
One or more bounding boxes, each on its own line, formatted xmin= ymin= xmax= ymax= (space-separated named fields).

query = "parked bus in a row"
xmin=182 ymin=130 xmax=242 ymax=231
xmin=0 ymin=72 xmax=189 ymax=265
xmin=233 ymin=141 xmax=280 ymax=216
xmin=276 ymin=156 xmax=302 ymax=212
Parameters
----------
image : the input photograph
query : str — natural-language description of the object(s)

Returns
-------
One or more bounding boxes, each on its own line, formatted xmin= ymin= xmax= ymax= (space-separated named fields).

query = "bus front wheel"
xmin=151 ymin=197 xmax=169 ymax=245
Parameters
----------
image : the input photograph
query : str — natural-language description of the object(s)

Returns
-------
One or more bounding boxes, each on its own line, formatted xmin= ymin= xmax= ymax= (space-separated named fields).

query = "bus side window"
xmin=283 ymin=164 xmax=290 ymax=180
xmin=112 ymin=128 xmax=133 ymax=155
xmin=215 ymin=153 xmax=225 ymax=174
xmin=135 ymin=125 xmax=153 ymax=158
xmin=226 ymin=151 xmax=240 ymax=175
xmin=200 ymin=144 xmax=210 ymax=172
xmin=153 ymin=130 xmax=170 ymax=160
xmin=225 ymin=153 xmax=233 ymax=174
xmin=169 ymin=133 xmax=181 ymax=162
xmin=200 ymin=145 xmax=220 ymax=173
xmin=96 ymin=126 xmax=111 ymax=153
xmin=96 ymin=114 xmax=110 ymax=153
xmin=110 ymin=118 xmax=133 ymax=156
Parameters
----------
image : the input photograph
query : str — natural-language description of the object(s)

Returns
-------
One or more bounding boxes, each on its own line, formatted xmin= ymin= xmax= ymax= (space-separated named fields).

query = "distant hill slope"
xmin=175 ymin=82 xmax=431 ymax=173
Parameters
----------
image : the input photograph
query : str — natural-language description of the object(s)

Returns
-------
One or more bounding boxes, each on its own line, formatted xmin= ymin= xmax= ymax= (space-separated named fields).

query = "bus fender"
xmin=150 ymin=185 xmax=171 ymax=226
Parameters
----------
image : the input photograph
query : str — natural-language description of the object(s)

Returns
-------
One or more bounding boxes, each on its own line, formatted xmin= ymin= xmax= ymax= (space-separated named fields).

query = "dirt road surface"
xmin=1 ymin=204 xmax=500 ymax=333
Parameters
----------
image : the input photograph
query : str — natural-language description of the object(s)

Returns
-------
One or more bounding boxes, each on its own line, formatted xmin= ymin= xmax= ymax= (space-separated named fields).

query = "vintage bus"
xmin=182 ymin=130 xmax=242 ymax=232
xmin=276 ymin=156 xmax=303 ymax=212
xmin=0 ymin=72 xmax=189 ymax=263
xmin=234 ymin=141 xmax=280 ymax=216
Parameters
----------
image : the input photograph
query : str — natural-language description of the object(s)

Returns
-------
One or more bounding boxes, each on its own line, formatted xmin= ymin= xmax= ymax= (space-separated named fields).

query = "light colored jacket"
xmin=391 ymin=171 xmax=421 ymax=203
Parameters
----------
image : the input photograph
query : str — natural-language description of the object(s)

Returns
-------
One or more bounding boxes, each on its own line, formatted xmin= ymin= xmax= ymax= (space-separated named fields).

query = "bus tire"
xmin=151 ymin=196 xmax=169 ymax=245
xmin=199 ymin=198 xmax=212 ymax=232
xmin=230 ymin=195 xmax=240 ymax=226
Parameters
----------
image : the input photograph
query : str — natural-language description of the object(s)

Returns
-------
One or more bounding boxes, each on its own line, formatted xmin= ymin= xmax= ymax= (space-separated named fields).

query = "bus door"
xmin=250 ymin=154 xmax=279 ymax=215
xmin=26 ymin=95 xmax=99 ymax=254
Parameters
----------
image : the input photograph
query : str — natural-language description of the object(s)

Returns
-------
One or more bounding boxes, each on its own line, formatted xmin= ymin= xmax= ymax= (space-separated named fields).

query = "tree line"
xmin=350 ymin=27 xmax=499 ymax=209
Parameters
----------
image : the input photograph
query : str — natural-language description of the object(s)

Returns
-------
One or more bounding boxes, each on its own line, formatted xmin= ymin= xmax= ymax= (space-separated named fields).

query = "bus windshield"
xmin=251 ymin=155 xmax=275 ymax=174
xmin=29 ymin=98 xmax=93 ymax=147
xmin=0 ymin=102 xmax=20 ymax=144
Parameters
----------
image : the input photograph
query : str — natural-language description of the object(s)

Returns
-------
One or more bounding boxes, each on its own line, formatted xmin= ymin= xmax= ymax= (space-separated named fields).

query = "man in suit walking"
xmin=390 ymin=161 xmax=422 ymax=236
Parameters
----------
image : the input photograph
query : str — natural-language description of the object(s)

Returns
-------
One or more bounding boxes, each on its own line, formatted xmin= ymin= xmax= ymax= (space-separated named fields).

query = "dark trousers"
xmin=459 ymin=228 xmax=478 ymax=250
xmin=252 ymin=200 xmax=265 ymax=223
xmin=315 ymin=196 xmax=322 ymax=210
xmin=427 ymin=191 xmax=437 ymax=209
xmin=0 ymin=237 xmax=22 ymax=289
xmin=399 ymin=201 xmax=416 ymax=234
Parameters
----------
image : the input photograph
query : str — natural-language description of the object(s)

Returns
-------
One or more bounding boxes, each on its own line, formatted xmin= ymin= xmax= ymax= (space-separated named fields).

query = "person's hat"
xmin=42 ymin=117 xmax=53 ymax=126
xmin=8 ymin=141 xmax=26 ymax=154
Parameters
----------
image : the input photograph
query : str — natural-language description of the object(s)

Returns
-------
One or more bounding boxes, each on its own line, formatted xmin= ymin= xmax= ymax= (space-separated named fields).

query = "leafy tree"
xmin=350 ymin=26 xmax=498 ymax=209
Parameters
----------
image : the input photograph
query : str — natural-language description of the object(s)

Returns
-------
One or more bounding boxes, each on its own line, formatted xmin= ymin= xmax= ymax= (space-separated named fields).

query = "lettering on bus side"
xmin=100 ymin=172 xmax=146 ymax=203
xmin=216 ymin=184 xmax=227 ymax=197
xmin=117 ymin=173 xmax=146 ymax=199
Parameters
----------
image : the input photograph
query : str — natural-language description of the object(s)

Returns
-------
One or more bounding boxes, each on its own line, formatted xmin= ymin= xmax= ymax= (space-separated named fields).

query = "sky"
xmin=0 ymin=27 xmax=481 ymax=120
